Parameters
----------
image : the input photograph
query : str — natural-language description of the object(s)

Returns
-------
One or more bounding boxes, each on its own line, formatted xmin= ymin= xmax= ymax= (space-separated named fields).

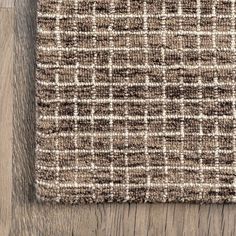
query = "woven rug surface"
xmin=36 ymin=0 xmax=236 ymax=204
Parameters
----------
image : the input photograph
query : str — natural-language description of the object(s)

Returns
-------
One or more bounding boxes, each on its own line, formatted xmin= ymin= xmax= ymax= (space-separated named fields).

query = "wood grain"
xmin=3 ymin=0 xmax=236 ymax=235
xmin=0 ymin=8 xmax=13 ymax=236
xmin=0 ymin=0 xmax=14 ymax=8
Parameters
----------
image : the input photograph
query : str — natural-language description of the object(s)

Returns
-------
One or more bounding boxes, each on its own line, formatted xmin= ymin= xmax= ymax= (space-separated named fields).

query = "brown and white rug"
xmin=36 ymin=0 xmax=236 ymax=203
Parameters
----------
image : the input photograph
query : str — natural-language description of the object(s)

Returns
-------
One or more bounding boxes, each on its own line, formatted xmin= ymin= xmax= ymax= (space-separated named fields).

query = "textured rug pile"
xmin=36 ymin=0 xmax=236 ymax=203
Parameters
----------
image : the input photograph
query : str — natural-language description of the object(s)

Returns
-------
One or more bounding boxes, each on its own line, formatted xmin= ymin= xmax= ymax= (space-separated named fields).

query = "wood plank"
xmin=0 ymin=0 xmax=14 ymax=8
xmin=11 ymin=0 xmax=236 ymax=235
xmin=0 ymin=8 xmax=13 ymax=236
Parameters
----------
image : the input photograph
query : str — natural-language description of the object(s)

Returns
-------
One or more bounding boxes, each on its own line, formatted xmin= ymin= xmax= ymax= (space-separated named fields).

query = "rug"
xmin=36 ymin=0 xmax=236 ymax=203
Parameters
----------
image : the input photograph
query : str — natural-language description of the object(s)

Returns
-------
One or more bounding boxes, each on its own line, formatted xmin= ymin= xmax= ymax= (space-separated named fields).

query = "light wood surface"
xmin=0 ymin=0 xmax=14 ymax=8
xmin=0 ymin=0 xmax=236 ymax=235
xmin=0 ymin=8 xmax=13 ymax=236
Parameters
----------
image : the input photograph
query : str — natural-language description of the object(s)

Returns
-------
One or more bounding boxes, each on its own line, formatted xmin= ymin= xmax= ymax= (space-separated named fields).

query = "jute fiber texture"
xmin=36 ymin=0 xmax=236 ymax=204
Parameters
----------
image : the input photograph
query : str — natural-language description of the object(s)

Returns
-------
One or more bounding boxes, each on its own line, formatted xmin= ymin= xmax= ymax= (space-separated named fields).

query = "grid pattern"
xmin=36 ymin=0 xmax=236 ymax=203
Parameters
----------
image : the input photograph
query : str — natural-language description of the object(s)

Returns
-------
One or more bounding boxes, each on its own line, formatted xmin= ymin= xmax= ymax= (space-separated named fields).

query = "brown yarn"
xmin=36 ymin=0 xmax=236 ymax=204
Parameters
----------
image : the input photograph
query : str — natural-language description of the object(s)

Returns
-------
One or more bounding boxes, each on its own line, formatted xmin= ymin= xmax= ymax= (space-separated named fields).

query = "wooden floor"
xmin=1 ymin=0 xmax=236 ymax=235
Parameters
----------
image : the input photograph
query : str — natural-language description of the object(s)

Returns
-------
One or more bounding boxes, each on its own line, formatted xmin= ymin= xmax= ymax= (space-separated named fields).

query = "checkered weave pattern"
xmin=36 ymin=0 xmax=236 ymax=203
